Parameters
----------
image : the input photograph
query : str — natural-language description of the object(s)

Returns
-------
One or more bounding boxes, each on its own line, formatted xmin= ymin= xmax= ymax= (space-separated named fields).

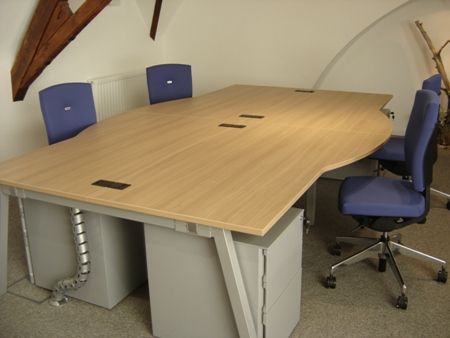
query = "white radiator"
xmin=88 ymin=71 xmax=149 ymax=121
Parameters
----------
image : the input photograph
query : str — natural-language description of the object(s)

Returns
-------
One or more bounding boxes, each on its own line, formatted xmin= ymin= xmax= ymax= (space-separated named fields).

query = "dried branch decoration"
xmin=415 ymin=20 xmax=450 ymax=145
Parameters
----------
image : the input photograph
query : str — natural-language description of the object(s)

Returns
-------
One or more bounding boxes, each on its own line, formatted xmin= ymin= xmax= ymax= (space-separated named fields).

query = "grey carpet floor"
xmin=0 ymin=149 xmax=449 ymax=337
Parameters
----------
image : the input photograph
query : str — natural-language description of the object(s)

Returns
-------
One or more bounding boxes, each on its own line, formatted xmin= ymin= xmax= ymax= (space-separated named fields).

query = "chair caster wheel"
xmin=330 ymin=244 xmax=341 ymax=256
xmin=437 ymin=269 xmax=447 ymax=283
xmin=378 ymin=257 xmax=387 ymax=272
xmin=325 ymin=275 xmax=336 ymax=289
xmin=446 ymin=200 xmax=450 ymax=210
xmin=396 ymin=295 xmax=408 ymax=310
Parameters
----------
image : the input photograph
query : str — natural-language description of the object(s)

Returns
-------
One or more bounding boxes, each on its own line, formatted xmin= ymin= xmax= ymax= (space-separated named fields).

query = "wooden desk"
xmin=0 ymin=85 xmax=392 ymax=337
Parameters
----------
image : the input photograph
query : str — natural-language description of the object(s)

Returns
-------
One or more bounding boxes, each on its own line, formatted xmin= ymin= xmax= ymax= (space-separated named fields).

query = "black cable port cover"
xmin=92 ymin=179 xmax=130 ymax=190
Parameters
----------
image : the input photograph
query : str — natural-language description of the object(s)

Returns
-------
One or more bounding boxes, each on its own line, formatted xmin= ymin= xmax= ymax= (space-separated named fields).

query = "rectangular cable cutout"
xmin=92 ymin=180 xmax=130 ymax=190
xmin=218 ymin=123 xmax=246 ymax=128
xmin=295 ymin=89 xmax=315 ymax=93
xmin=239 ymin=114 xmax=265 ymax=119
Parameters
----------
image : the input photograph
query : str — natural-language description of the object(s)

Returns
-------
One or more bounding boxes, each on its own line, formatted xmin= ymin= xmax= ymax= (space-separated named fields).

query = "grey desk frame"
xmin=0 ymin=186 xmax=257 ymax=338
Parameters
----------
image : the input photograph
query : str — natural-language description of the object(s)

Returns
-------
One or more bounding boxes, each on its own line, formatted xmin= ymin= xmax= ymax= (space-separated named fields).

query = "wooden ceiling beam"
xmin=150 ymin=0 xmax=163 ymax=40
xmin=11 ymin=0 xmax=61 ymax=101
xmin=40 ymin=1 xmax=73 ymax=43
xmin=11 ymin=0 xmax=111 ymax=101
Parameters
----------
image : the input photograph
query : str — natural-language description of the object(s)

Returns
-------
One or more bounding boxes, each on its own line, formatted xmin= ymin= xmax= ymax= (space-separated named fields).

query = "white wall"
xmin=159 ymin=0 xmax=449 ymax=135
xmin=0 ymin=0 xmax=162 ymax=160
xmin=159 ymin=0 xmax=407 ymax=94
xmin=1 ymin=0 xmax=449 ymax=161
xmin=321 ymin=0 xmax=450 ymax=135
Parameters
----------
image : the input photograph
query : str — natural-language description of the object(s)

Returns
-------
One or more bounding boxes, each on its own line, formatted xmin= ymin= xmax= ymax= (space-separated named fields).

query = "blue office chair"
xmin=39 ymin=82 xmax=97 ymax=144
xmin=146 ymin=63 xmax=193 ymax=104
xmin=325 ymin=90 xmax=447 ymax=309
xmin=38 ymin=82 xmax=95 ymax=305
xmin=371 ymin=74 xmax=441 ymax=171
xmin=371 ymin=74 xmax=450 ymax=209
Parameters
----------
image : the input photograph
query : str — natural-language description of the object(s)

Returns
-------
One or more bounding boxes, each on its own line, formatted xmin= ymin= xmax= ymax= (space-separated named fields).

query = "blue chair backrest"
xmin=146 ymin=64 xmax=192 ymax=104
xmin=404 ymin=89 xmax=439 ymax=192
xmin=39 ymin=83 xmax=97 ymax=145
xmin=422 ymin=74 xmax=442 ymax=96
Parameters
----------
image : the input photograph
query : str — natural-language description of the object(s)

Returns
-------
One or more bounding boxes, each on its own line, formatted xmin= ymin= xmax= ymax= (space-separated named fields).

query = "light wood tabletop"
xmin=0 ymin=85 xmax=392 ymax=235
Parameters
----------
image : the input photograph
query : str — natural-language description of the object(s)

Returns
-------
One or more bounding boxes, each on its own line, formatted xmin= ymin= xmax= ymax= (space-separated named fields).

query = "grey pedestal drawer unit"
xmin=144 ymin=207 xmax=303 ymax=338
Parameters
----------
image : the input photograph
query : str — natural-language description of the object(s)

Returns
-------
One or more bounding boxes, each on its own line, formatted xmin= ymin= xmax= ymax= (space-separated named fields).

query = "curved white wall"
xmin=159 ymin=0 xmax=407 ymax=94
xmin=159 ymin=0 xmax=449 ymax=136
xmin=321 ymin=0 xmax=450 ymax=135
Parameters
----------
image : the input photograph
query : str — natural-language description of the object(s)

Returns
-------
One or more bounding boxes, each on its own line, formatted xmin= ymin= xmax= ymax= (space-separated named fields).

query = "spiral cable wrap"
xmin=49 ymin=208 xmax=91 ymax=306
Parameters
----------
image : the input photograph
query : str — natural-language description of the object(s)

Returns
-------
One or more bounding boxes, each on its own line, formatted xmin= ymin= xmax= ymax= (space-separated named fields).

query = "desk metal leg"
xmin=306 ymin=182 xmax=317 ymax=231
xmin=0 ymin=190 xmax=10 ymax=296
xmin=18 ymin=198 xmax=35 ymax=284
xmin=430 ymin=187 xmax=450 ymax=199
xmin=212 ymin=228 xmax=257 ymax=338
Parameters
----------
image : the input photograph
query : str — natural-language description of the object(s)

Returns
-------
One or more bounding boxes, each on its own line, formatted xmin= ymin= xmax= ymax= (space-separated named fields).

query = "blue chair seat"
xmin=370 ymin=135 xmax=405 ymax=162
xmin=339 ymin=176 xmax=425 ymax=218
